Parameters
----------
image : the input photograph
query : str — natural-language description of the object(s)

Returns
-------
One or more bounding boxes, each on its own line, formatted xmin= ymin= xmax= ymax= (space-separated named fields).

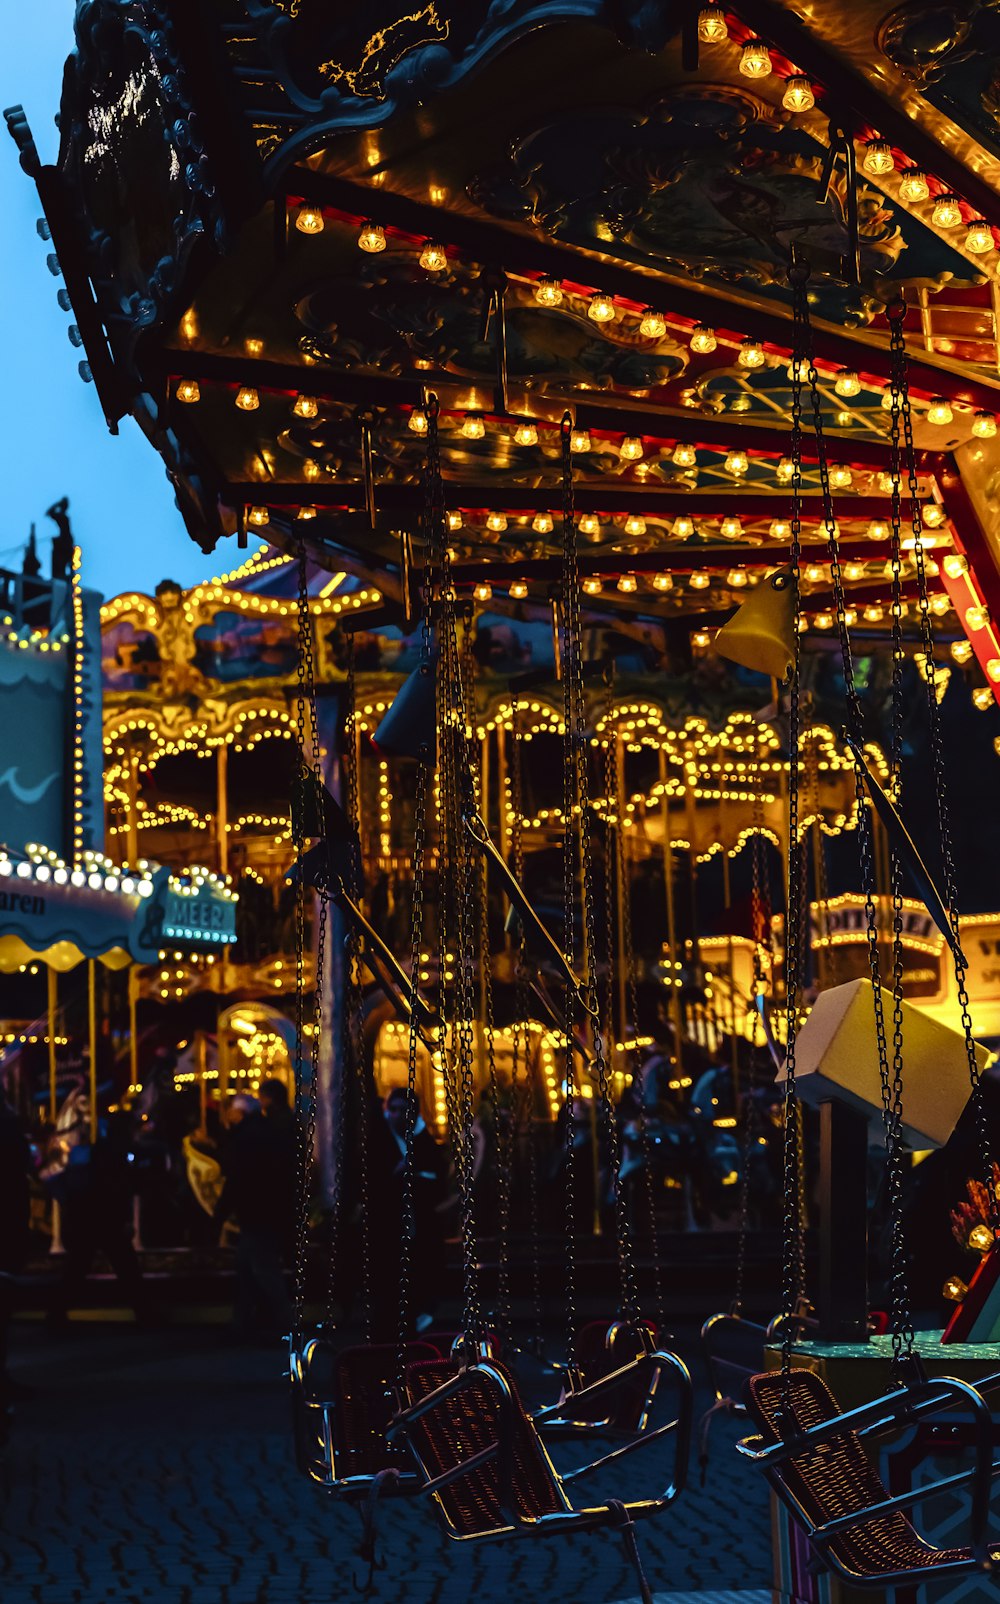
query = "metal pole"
xmin=47 ymin=966 xmax=58 ymax=1122
xmin=216 ymin=743 xmax=229 ymax=877
xmin=615 ymin=736 xmax=628 ymax=1050
xmin=129 ymin=964 xmax=139 ymax=1091
xmin=88 ymin=959 xmax=98 ymax=1143
xmin=721 ymin=848 xmax=740 ymax=1097
xmin=657 ymin=750 xmax=683 ymax=1075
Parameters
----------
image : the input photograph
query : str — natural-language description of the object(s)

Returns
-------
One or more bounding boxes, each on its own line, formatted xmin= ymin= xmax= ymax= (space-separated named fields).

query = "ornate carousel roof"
xmin=8 ymin=2 xmax=1000 ymax=696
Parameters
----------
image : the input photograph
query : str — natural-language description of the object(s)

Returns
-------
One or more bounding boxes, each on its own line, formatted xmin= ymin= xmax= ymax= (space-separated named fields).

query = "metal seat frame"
xmin=535 ymin=1321 xmax=674 ymax=1441
xmin=290 ymin=1336 xmax=435 ymax=1498
xmin=737 ymin=1366 xmax=1000 ymax=1588
xmin=388 ymin=1351 xmax=692 ymax=1543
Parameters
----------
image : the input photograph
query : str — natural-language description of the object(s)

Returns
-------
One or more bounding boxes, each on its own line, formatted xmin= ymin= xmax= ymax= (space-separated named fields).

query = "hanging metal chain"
xmin=510 ymin=699 xmax=544 ymax=1352
xmin=560 ymin=416 xmax=582 ymax=1372
xmin=889 ymin=303 xmax=998 ymax=1236
xmin=734 ymin=767 xmax=768 ymax=1319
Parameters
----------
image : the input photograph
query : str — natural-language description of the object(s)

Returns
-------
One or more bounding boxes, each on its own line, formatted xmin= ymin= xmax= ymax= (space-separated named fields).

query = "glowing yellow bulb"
xmin=720 ymin=515 xmax=743 ymax=539
xmin=473 ymin=582 xmax=493 ymax=602
xmin=930 ymin=593 xmax=950 ymax=616
xmin=176 ymin=379 xmax=200 ymax=404
xmin=829 ymin=464 xmax=853 ymax=490
xmin=295 ymin=204 xmax=324 ymax=235
xmin=617 ymin=573 xmax=638 ymax=593
xmin=834 ymin=369 xmax=861 ymax=398
xmin=697 ymin=5 xmax=727 ymax=43
xmin=673 ymin=516 xmax=695 ymax=537
xmin=509 ymin=579 xmax=528 ymax=599
xmin=448 ymin=511 xmax=463 ymax=531
xmin=739 ymin=38 xmax=771 ymax=78
xmin=582 ymin=576 xmax=603 ymax=595
xmin=570 ymin=428 xmax=591 ymax=453
xmin=462 ymin=413 xmax=485 ymax=440
xmin=620 ymin=435 xmax=643 ymax=461
xmin=864 ymin=604 xmax=883 ymax=623
xmin=514 ymin=422 xmax=538 ymax=447
xmin=358 ymin=221 xmax=387 ymax=253
xmin=727 ymin=569 xmax=748 ymax=588
xmin=932 ymin=193 xmax=962 ymax=229
xmin=844 ymin=561 xmax=864 ymax=581
xmin=692 ymin=629 xmax=712 ymax=648
xmin=408 ymin=407 xmax=428 ymax=435
xmin=805 ymin=563 xmax=825 ymax=583
xmin=672 ymin=442 xmax=697 ymax=468
xmin=579 ymin=513 xmax=601 ymax=536
xmin=923 ymin=504 xmax=947 ymax=527
xmin=534 ymin=277 xmax=563 ymax=306
xmin=927 ymin=397 xmax=954 ymax=426
xmin=690 ymin=570 xmax=711 ymax=590
xmin=248 ymin=506 xmax=269 ymax=527
xmin=814 ymin=611 xmax=834 ymax=630
xmin=976 ymin=687 xmax=995 ymax=709
xmin=972 ymin=1224 xmax=997 ymax=1256
xmin=725 ymin=449 xmax=749 ymax=477
xmin=966 ymin=605 xmax=989 ymax=631
xmin=588 ymin=293 xmax=616 ymax=324
xmin=639 ymin=309 xmax=667 ymax=338
xmin=235 ymin=386 xmax=259 ymax=411
xmin=973 ymin=411 xmax=998 ymax=438
xmin=620 ymin=511 xmax=648 ymax=541
xmin=486 ymin=512 xmax=508 ymax=533
xmin=782 ymin=75 xmax=814 ymax=113
xmin=297 ymin=506 xmax=317 ymax=520
xmin=988 ymin=658 xmax=1000 ymax=683
xmin=652 ymin=573 xmax=673 ymax=592
xmin=952 ymin=639 xmax=974 ymax=664
xmin=967 ymin=220 xmax=994 ymax=255
xmin=944 ymin=553 xmax=968 ymax=578
xmin=690 ymin=324 xmax=717 ymax=355
xmin=533 ymin=512 xmax=554 ymax=534
xmin=862 ymin=139 xmax=894 ymax=176
xmin=769 ymin=519 xmax=791 ymax=539
xmin=776 ymin=457 xmax=795 ymax=483
xmin=898 ymin=168 xmax=930 ymax=204
xmin=419 ymin=240 xmax=448 ymax=271
xmin=293 ymin=394 xmax=318 ymax=419
xmin=738 ymin=339 xmax=766 ymax=369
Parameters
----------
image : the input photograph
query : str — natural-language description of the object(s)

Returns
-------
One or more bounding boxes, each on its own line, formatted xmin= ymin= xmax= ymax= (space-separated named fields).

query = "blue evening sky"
xmin=1 ymin=5 xmax=226 ymax=602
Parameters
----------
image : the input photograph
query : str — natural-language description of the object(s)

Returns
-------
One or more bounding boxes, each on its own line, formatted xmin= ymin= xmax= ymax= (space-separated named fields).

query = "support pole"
xmin=216 ymin=743 xmax=229 ymax=878
xmin=816 ymin=1098 xmax=869 ymax=1342
xmin=129 ymin=965 xmax=139 ymax=1093
xmin=88 ymin=958 xmax=98 ymax=1143
xmin=658 ymin=750 xmax=684 ymax=1076
xmin=47 ymin=966 xmax=58 ymax=1122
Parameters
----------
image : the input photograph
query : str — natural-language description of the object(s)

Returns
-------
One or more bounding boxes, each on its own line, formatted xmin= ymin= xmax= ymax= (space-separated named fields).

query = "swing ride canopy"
xmin=8 ymin=0 xmax=1000 ymax=698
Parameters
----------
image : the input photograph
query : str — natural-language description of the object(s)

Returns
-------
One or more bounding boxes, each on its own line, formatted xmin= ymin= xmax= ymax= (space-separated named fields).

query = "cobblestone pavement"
xmin=1 ymin=1323 xmax=772 ymax=1604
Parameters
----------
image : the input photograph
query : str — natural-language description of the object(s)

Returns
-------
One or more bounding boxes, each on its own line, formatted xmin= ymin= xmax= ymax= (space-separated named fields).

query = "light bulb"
xmin=944 ymin=554 xmax=968 ymax=578
xmin=653 ymin=573 xmax=673 ymax=591
xmin=588 ymin=293 xmax=616 ymax=324
xmin=721 ymin=515 xmax=743 ymax=539
xmin=844 ymin=561 xmax=865 ymax=581
xmin=295 ymin=204 xmax=324 ymax=235
xmin=624 ymin=514 xmax=647 ymax=537
xmin=739 ymin=339 xmax=766 ymax=369
xmin=419 ymin=241 xmax=448 ymax=271
xmin=582 ymin=576 xmax=603 ymax=595
xmin=973 ymin=411 xmax=998 ymax=438
xmin=639 ymin=309 xmax=667 ymax=338
xmin=248 ymin=506 xmax=269 ymax=527
xmin=952 ymin=639 xmax=974 ymax=663
xmin=727 ymin=569 xmax=748 ymax=587
xmin=776 ymin=457 xmax=795 ymax=483
xmin=969 ymin=1223 xmax=995 ymax=1253
xmin=976 ymin=687 xmax=996 ymax=709
xmin=862 ymin=139 xmax=894 ymax=176
xmin=513 ymin=422 xmax=538 ymax=447
xmin=864 ymin=604 xmax=883 ymax=623
xmin=782 ymin=75 xmax=814 ymax=113
xmin=448 ymin=511 xmax=463 ymax=531
xmin=235 ymin=386 xmax=259 ymax=411
xmin=408 ymin=407 xmax=428 ymax=435
xmin=690 ymin=324 xmax=717 ymax=354
xmin=740 ymin=39 xmax=772 ymax=78
xmin=697 ymin=5 xmax=727 ymax=43
xmin=673 ymin=516 xmax=695 ymax=537
xmin=293 ymin=394 xmax=318 ymax=419
xmin=692 ymin=630 xmax=712 ymax=649
xmin=923 ymin=504 xmax=946 ymax=527
xmin=879 ymin=471 xmax=902 ymax=495
xmin=966 ymin=605 xmax=989 ymax=630
xmin=509 ymin=579 xmax=528 ymax=599
xmin=462 ymin=413 xmax=486 ymax=440
xmin=672 ymin=442 xmax=697 ymax=468
xmin=814 ymin=611 xmax=833 ymax=630
xmin=579 ymin=513 xmax=601 ymax=536
xmin=358 ymin=221 xmax=387 ymax=253
xmin=473 ymin=582 xmax=493 ymax=602
xmin=297 ymin=506 xmax=317 ymax=520
xmin=966 ymin=220 xmax=994 ymax=255
xmin=829 ymin=464 xmax=853 ymax=489
xmin=988 ymin=659 xmax=1000 ymax=683
xmin=930 ymin=593 xmax=950 ymax=615
xmin=927 ymin=397 xmax=954 ymax=426
xmin=725 ymin=448 xmax=749 ymax=477
xmin=787 ymin=355 xmax=810 ymax=383
xmin=805 ymin=563 xmax=825 ymax=583
xmin=931 ymin=193 xmax=962 ymax=229
xmin=620 ymin=435 xmax=644 ymax=461
xmin=534 ymin=277 xmax=563 ymax=307
xmin=690 ymin=570 xmax=711 ymax=589
xmin=533 ymin=512 xmax=554 ymax=534
xmin=617 ymin=573 xmax=638 ymax=593
xmin=769 ymin=519 xmax=791 ymax=539
xmin=570 ymin=428 xmax=591 ymax=453
xmin=880 ymin=386 xmax=905 ymax=413
xmin=898 ymin=168 xmax=929 ymax=203
xmin=835 ymin=369 xmax=861 ymax=398
xmin=486 ymin=512 xmax=508 ymax=533
xmin=176 ymin=379 xmax=200 ymax=404
xmin=836 ymin=409 xmax=853 ymax=428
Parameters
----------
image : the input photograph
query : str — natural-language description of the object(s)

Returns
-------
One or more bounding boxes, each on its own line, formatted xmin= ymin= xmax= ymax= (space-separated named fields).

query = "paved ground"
xmin=0 ymin=1321 xmax=773 ymax=1604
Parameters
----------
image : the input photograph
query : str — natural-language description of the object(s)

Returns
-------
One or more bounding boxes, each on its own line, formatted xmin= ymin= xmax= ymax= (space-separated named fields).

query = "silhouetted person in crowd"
xmin=0 ymin=1088 xmax=31 ymax=1429
xmin=49 ymin=1109 xmax=152 ymax=1329
xmin=369 ymin=1087 xmax=449 ymax=1337
xmin=214 ymin=1093 xmax=293 ymax=1342
xmin=259 ymin=1078 xmax=295 ymax=1143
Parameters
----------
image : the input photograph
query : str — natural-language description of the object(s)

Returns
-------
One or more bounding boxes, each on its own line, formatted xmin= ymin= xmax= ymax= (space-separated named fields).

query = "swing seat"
xmin=701 ymin=1312 xmax=770 ymax=1415
xmin=738 ymin=1367 xmax=1000 ymax=1587
xmin=391 ymin=1352 xmax=691 ymax=1541
xmin=290 ymin=1338 xmax=439 ymax=1495
xmin=537 ymin=1320 xmax=668 ymax=1437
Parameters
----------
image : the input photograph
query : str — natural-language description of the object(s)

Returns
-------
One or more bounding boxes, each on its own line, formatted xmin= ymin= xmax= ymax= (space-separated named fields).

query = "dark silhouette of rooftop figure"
xmin=22 ymin=525 xmax=40 ymax=578
xmin=46 ymin=497 xmax=73 ymax=581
